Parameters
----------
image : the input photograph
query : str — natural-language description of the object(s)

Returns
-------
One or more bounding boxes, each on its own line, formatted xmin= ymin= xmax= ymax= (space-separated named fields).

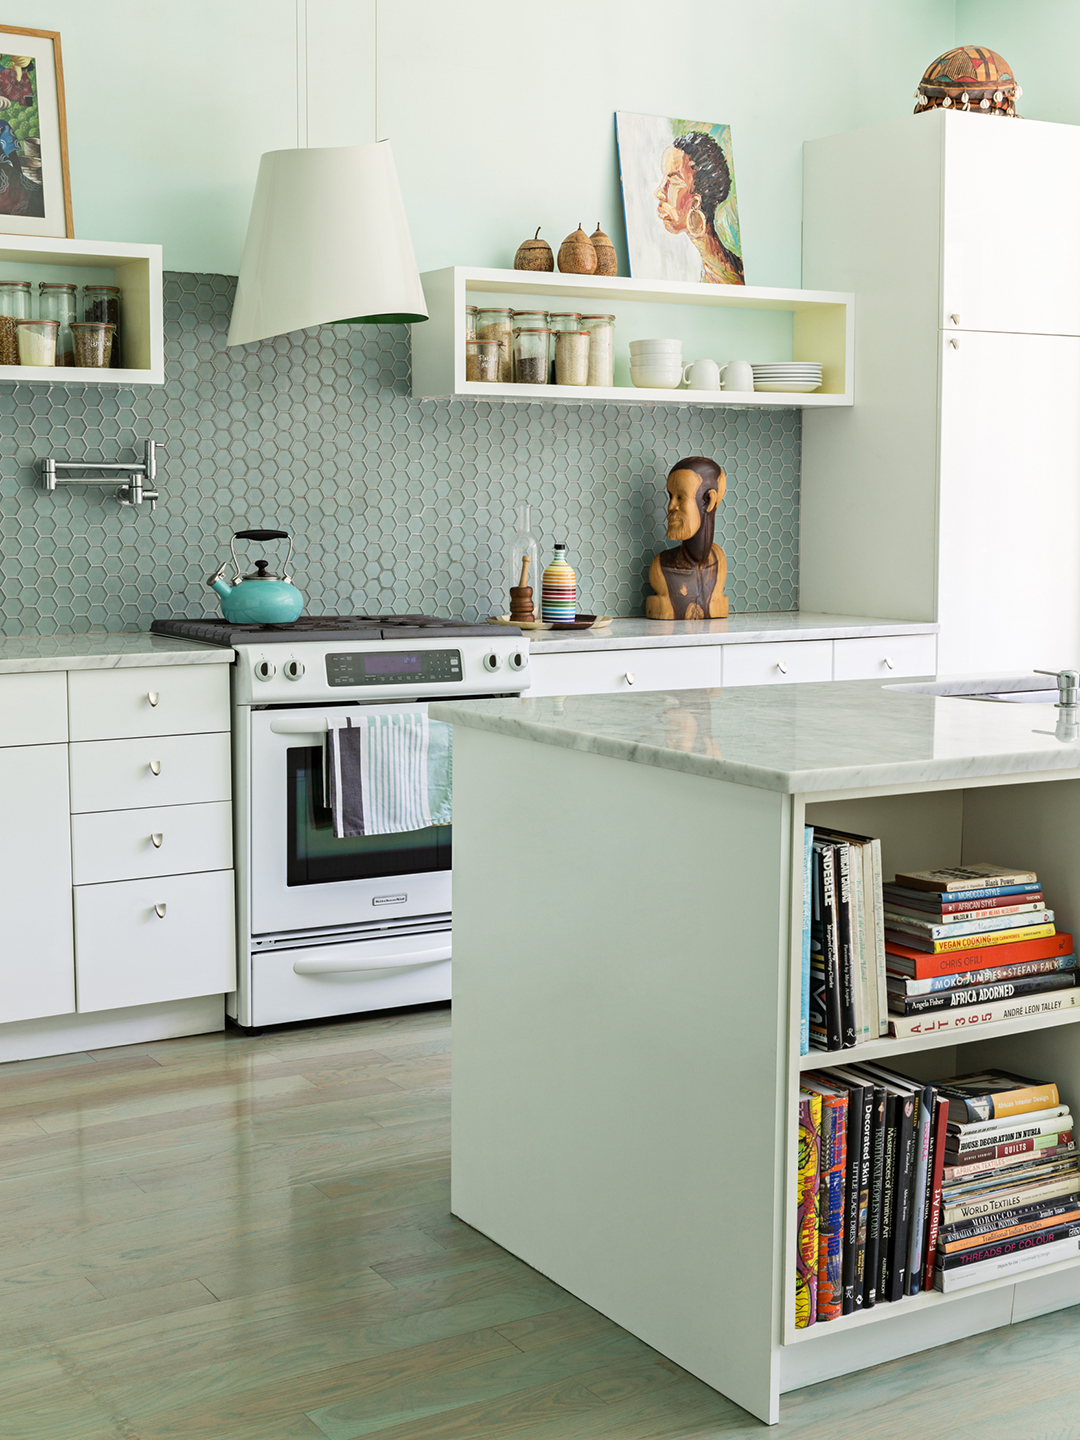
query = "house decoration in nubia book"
xmin=914 ymin=46 xmax=1022 ymax=116
xmin=645 ymin=456 xmax=729 ymax=620
xmin=616 ymin=111 xmax=744 ymax=285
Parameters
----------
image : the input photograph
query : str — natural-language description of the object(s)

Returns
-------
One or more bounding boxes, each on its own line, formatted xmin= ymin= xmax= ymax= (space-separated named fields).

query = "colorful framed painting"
xmin=0 ymin=26 xmax=72 ymax=238
xmin=615 ymin=112 xmax=744 ymax=286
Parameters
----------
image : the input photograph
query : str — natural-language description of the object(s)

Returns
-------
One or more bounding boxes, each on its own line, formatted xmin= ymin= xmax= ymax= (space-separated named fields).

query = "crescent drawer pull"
xmin=150 ymin=833 xmax=163 ymax=848
xmin=293 ymin=945 xmax=452 ymax=975
xmin=148 ymin=760 xmax=161 ymax=776
xmin=147 ymin=691 xmax=160 ymax=707
xmin=154 ymin=903 xmax=167 ymax=919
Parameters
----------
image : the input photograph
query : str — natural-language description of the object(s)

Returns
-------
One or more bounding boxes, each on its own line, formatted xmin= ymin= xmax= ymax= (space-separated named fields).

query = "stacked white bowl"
xmin=629 ymin=338 xmax=682 ymax=389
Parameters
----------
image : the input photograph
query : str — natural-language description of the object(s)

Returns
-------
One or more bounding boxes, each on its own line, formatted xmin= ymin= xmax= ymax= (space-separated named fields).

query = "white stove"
xmin=151 ymin=615 xmax=529 ymax=1026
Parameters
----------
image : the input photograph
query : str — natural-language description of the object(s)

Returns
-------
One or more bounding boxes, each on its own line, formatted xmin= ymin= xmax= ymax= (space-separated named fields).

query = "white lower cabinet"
xmin=833 ymin=632 xmax=937 ymax=680
xmin=69 ymin=732 xmax=232 ymax=813
xmin=526 ymin=645 xmax=720 ymax=697
xmin=0 ymin=743 xmax=75 ymax=1022
xmin=74 ymin=869 xmax=236 ymax=1013
xmin=71 ymin=801 xmax=232 ymax=885
xmin=721 ymin=639 xmax=833 ymax=687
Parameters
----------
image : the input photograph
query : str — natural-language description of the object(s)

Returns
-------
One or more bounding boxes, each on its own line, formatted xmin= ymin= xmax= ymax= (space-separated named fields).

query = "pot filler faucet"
xmin=40 ymin=438 xmax=163 ymax=511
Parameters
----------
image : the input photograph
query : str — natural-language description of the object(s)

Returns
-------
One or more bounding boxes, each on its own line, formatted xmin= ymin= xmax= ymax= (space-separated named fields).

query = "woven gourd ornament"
xmin=914 ymin=46 xmax=1021 ymax=117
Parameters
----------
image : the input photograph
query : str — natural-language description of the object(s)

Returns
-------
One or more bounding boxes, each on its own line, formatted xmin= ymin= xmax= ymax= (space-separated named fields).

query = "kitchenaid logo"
xmin=373 ymin=893 xmax=407 ymax=906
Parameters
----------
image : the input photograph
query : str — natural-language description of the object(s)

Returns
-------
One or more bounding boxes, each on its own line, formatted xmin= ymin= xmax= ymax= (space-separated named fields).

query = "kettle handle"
xmin=229 ymin=529 xmax=294 ymax=583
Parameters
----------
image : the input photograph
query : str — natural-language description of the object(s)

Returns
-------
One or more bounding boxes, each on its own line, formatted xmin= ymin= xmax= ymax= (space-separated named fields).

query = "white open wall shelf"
xmin=0 ymin=235 xmax=163 ymax=386
xmin=411 ymin=266 xmax=853 ymax=408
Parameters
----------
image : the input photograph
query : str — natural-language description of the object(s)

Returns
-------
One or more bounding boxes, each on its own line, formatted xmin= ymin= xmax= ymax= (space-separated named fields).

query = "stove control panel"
xmin=326 ymin=649 xmax=462 ymax=688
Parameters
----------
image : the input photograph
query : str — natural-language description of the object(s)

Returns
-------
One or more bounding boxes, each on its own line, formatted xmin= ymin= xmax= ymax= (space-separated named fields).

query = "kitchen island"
xmin=432 ymin=678 xmax=1080 ymax=1424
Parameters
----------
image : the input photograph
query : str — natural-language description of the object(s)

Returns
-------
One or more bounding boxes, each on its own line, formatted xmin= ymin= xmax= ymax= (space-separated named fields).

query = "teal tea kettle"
xmin=207 ymin=529 xmax=305 ymax=624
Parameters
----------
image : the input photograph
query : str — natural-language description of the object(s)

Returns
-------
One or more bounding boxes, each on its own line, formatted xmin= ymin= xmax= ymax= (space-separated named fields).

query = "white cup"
xmin=720 ymin=359 xmax=754 ymax=391
xmin=681 ymin=358 xmax=721 ymax=390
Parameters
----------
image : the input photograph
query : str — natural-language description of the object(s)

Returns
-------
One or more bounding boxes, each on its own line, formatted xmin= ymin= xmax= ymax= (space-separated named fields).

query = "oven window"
xmin=287 ymin=746 xmax=452 ymax=886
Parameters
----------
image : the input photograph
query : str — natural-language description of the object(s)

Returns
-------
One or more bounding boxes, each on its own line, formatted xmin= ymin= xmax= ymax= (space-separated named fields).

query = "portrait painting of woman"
xmin=616 ymin=112 xmax=745 ymax=285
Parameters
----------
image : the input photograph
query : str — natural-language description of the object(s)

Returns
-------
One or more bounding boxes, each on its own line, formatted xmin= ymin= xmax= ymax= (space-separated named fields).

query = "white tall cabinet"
xmin=801 ymin=110 xmax=1080 ymax=674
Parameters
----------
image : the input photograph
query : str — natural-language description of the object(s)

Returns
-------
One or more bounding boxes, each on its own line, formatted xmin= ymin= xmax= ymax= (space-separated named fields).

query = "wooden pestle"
xmin=510 ymin=555 xmax=534 ymax=622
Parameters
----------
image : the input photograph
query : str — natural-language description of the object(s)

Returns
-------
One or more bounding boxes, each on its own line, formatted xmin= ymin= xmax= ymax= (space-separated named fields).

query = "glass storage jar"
xmin=512 ymin=327 xmax=552 ymax=385
xmin=508 ymin=501 xmax=541 ymax=623
xmin=466 ymin=335 xmax=503 ymax=383
xmin=475 ymin=307 xmax=513 ymax=383
xmin=16 ymin=318 xmax=58 ymax=366
xmin=83 ymin=284 xmax=122 ymax=368
xmin=555 ymin=329 xmax=590 ymax=386
xmin=38 ymin=282 xmax=76 ymax=366
xmin=581 ymin=314 xmax=615 ymax=387
xmin=0 ymin=280 xmax=30 ymax=366
xmin=509 ymin=311 xmax=549 ymax=381
xmin=465 ymin=304 xmax=478 ymax=338
xmin=71 ymin=321 xmax=116 ymax=368
xmin=547 ymin=312 xmax=581 ymax=382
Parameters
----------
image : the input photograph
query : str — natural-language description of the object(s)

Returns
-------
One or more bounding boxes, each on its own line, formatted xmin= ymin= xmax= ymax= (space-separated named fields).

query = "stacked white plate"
xmin=752 ymin=362 xmax=823 ymax=393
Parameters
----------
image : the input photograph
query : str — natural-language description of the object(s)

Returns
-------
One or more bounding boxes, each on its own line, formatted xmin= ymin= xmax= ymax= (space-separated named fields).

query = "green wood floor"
xmin=0 ymin=1004 xmax=1077 ymax=1438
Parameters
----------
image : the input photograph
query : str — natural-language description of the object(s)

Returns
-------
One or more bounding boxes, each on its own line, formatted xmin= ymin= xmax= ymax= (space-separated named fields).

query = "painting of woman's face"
xmin=654 ymin=146 xmax=696 ymax=234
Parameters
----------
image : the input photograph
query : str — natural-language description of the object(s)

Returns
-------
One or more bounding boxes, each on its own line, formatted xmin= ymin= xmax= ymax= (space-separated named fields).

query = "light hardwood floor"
xmin=1 ymin=1003 xmax=1078 ymax=1439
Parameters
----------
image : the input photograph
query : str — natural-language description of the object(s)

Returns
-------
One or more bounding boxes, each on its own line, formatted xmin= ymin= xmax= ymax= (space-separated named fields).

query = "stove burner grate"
xmin=150 ymin=615 xmax=515 ymax=646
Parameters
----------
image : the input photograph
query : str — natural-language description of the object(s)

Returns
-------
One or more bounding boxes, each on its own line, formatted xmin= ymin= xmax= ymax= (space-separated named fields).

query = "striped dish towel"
xmin=327 ymin=712 xmax=452 ymax=838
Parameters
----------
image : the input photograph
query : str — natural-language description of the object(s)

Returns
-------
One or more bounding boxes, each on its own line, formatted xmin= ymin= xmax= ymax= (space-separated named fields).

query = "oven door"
xmin=249 ymin=702 xmax=452 ymax=936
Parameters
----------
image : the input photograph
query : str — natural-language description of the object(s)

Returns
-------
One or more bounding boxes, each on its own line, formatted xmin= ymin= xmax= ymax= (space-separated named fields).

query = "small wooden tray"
xmin=488 ymin=617 xmax=553 ymax=630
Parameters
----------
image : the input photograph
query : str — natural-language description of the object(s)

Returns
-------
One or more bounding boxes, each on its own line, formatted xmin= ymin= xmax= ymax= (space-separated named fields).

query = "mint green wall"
xmin=953 ymin=2 xmax=1080 ymax=125
xmin=21 ymin=1 xmax=954 ymax=283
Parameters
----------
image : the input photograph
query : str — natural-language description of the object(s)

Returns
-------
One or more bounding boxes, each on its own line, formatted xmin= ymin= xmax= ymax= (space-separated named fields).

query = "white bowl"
xmin=629 ymin=339 xmax=682 ymax=354
xmin=630 ymin=370 xmax=682 ymax=389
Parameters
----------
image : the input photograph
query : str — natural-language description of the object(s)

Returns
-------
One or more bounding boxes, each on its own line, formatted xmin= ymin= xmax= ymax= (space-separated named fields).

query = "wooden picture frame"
xmin=0 ymin=26 xmax=72 ymax=238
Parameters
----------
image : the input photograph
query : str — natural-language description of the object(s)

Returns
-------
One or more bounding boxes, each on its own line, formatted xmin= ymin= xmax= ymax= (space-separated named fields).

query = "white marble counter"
xmin=432 ymin=676 xmax=1080 ymax=795
xmin=0 ymin=633 xmax=232 ymax=674
xmin=525 ymin=612 xmax=937 ymax=654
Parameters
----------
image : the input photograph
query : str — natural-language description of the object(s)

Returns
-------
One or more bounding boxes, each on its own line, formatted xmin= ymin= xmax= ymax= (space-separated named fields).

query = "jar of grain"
xmin=509 ymin=310 xmax=549 ymax=380
xmin=476 ymin=307 xmax=513 ymax=383
xmin=512 ymin=327 xmax=552 ymax=385
xmin=465 ymin=305 xmax=478 ymax=339
xmin=71 ymin=320 xmax=116 ymax=368
xmin=0 ymin=280 xmax=30 ymax=366
xmin=473 ymin=337 xmax=502 ymax=382
xmin=547 ymin=312 xmax=581 ymax=381
xmin=83 ymin=284 xmax=122 ymax=368
xmin=555 ymin=329 xmax=590 ymax=386
xmin=38 ymin=282 xmax=77 ymax=367
xmin=581 ymin=314 xmax=615 ymax=387
xmin=16 ymin=318 xmax=58 ymax=366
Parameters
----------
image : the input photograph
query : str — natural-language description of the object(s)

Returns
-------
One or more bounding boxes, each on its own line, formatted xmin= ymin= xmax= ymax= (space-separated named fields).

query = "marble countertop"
xmin=0 ymin=633 xmax=233 ymax=674
xmin=524 ymin=613 xmax=938 ymax=654
xmin=432 ymin=675 xmax=1080 ymax=794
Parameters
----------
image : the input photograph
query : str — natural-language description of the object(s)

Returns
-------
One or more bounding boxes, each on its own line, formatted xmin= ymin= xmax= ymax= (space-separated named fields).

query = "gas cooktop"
xmin=151 ymin=615 xmax=516 ymax=645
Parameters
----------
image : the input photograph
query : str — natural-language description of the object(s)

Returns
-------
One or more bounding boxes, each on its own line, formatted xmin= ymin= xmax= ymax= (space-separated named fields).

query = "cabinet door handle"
xmin=154 ymin=903 xmax=167 ymax=919
xmin=949 ymin=337 xmax=960 ymax=349
xmin=883 ymin=656 xmax=894 ymax=670
xmin=950 ymin=313 xmax=960 ymax=325
xmin=147 ymin=691 xmax=159 ymax=707
xmin=150 ymin=833 xmax=163 ymax=848
xmin=148 ymin=760 xmax=161 ymax=776
xmin=624 ymin=671 xmax=635 ymax=686
xmin=775 ymin=661 xmax=788 ymax=674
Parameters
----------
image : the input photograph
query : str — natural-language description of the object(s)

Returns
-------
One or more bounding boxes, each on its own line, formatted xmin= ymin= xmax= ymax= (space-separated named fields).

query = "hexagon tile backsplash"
xmin=0 ymin=272 xmax=800 ymax=635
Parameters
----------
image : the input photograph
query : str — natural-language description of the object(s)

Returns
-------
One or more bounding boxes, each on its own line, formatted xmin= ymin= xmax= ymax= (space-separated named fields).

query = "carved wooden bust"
xmin=645 ymin=457 xmax=728 ymax=620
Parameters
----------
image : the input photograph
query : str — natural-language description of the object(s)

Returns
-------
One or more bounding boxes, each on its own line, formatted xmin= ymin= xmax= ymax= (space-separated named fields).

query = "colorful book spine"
xmin=941 ymin=1141 xmax=1076 ymax=1183
xmin=922 ymin=1095 xmax=950 ymax=1291
xmin=884 ymin=911 xmax=1054 ymax=943
xmin=940 ymin=1203 xmax=1080 ymax=1252
xmin=889 ymin=954 xmax=1075 ymax=995
xmin=888 ymin=989 xmax=1080 ymax=1038
xmin=905 ymin=1084 xmax=934 ymax=1296
xmin=894 ymin=866 xmax=1038 ymax=893
xmin=815 ymin=1091 xmax=847 ymax=1321
xmin=884 ymin=900 xmax=1046 ymax=925
xmin=942 ymin=1173 xmax=1080 ymax=1226
xmin=883 ymin=885 xmax=1044 ymax=913
xmin=938 ymin=1077 xmax=1061 ymax=1124
xmin=801 ymin=825 xmax=813 ymax=1056
xmin=949 ymin=1112 xmax=1073 ymax=1153
xmin=834 ymin=843 xmax=857 ymax=1048
xmin=889 ymin=972 xmax=1077 ymax=1016
xmin=796 ymin=1091 xmax=822 ymax=1328
xmin=938 ymin=1219 xmax=1080 ymax=1270
xmin=883 ymin=882 xmax=1043 ymax=904
xmin=936 ymin=1233 xmax=1080 ymax=1291
xmin=886 ymin=931 xmax=1073 ymax=977
xmin=863 ymin=1085 xmax=887 ymax=1308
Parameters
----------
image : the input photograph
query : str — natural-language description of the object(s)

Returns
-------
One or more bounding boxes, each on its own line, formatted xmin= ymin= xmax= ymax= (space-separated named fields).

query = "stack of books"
xmin=883 ymin=864 xmax=1077 ymax=1038
xmin=933 ymin=1072 xmax=1080 ymax=1291
xmin=804 ymin=826 xmax=887 ymax=1052
xmin=795 ymin=1066 xmax=1079 ymax=1327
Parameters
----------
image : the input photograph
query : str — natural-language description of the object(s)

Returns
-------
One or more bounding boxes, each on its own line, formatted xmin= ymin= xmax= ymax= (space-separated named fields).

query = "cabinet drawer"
xmin=68 ymin=664 xmax=230 ymax=741
xmin=832 ymin=633 xmax=938 ymax=681
xmin=0 ymin=671 xmax=67 ymax=746
xmin=71 ymin=801 xmax=232 ymax=885
xmin=525 ymin=646 xmax=720 ymax=697
xmin=74 ymin=869 xmax=236 ymax=1013
xmin=721 ymin=640 xmax=833 ymax=687
xmin=69 ymin=732 xmax=232 ymax=813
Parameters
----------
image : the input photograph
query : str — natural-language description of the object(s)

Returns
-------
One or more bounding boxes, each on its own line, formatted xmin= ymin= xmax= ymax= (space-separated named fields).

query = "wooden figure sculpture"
xmin=645 ymin=456 xmax=728 ymax=619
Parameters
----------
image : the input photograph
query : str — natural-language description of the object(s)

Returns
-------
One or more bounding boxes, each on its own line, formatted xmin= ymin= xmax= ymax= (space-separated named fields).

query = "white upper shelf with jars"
xmin=0 ymin=236 xmax=163 ymax=385
xmin=410 ymin=267 xmax=853 ymax=408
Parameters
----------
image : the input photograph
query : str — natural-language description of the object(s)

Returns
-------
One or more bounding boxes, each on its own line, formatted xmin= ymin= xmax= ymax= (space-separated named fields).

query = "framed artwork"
xmin=616 ymin=112 xmax=743 ymax=286
xmin=0 ymin=26 xmax=72 ymax=238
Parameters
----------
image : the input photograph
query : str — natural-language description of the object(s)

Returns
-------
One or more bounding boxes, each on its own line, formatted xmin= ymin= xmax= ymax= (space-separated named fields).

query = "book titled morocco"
xmin=935 ymin=1230 xmax=1080 ymax=1292
xmin=888 ymin=989 xmax=1080 ymax=1038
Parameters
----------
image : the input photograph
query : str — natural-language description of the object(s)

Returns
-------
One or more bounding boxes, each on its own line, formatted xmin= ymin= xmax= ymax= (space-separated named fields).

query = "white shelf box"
xmin=411 ymin=266 xmax=853 ymax=408
xmin=0 ymin=236 xmax=163 ymax=386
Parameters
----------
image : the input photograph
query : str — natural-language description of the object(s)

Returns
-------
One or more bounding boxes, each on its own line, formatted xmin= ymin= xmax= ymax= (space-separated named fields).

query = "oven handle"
xmin=270 ymin=719 xmax=328 ymax=738
xmin=293 ymin=944 xmax=452 ymax=975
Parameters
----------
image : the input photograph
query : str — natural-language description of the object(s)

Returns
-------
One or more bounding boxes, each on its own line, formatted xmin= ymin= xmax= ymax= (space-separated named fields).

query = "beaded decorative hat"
xmin=914 ymin=46 xmax=1021 ymax=116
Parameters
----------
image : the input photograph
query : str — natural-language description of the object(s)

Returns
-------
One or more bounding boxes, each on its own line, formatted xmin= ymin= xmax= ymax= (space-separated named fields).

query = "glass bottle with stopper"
xmin=508 ymin=502 xmax=540 ymax=623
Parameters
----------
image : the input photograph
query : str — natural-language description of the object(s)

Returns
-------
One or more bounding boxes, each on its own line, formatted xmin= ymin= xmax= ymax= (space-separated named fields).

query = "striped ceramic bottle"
xmin=541 ymin=543 xmax=576 ymax=623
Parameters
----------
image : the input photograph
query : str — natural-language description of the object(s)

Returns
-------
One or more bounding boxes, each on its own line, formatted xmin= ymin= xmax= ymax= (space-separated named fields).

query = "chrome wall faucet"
xmin=40 ymin=438 xmax=164 ymax=511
